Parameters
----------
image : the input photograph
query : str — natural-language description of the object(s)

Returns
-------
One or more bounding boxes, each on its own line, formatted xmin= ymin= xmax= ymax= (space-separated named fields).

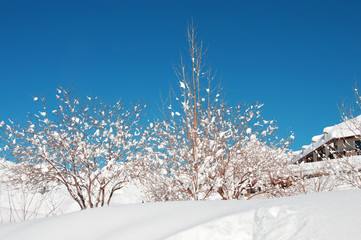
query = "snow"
xmin=0 ymin=190 xmax=360 ymax=239
xmin=289 ymin=155 xmax=361 ymax=177
xmin=1 ymin=157 xmax=361 ymax=239
xmin=326 ymin=116 xmax=361 ymax=139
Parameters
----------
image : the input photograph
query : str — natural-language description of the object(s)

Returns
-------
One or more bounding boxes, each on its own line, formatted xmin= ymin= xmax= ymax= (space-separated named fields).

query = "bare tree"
xmin=0 ymin=88 xmax=146 ymax=209
xmin=142 ymin=25 xmax=292 ymax=201
xmin=331 ymin=86 xmax=361 ymax=189
xmin=143 ymin=25 xmax=218 ymax=200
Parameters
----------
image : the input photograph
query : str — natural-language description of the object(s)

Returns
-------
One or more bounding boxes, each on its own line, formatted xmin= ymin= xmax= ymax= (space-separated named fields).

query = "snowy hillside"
xmin=0 ymin=180 xmax=144 ymax=223
xmin=0 ymin=189 xmax=360 ymax=240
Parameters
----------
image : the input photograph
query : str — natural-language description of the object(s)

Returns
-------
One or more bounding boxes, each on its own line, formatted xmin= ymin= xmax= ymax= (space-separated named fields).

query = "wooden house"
xmin=294 ymin=116 xmax=361 ymax=163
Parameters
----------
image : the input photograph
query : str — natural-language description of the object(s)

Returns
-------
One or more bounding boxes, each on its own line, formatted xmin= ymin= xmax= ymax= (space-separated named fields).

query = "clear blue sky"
xmin=1 ymin=0 xmax=361 ymax=150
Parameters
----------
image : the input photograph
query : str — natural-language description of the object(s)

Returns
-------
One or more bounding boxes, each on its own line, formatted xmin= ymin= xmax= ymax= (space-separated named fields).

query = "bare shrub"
xmin=0 ymin=88 xmax=147 ymax=209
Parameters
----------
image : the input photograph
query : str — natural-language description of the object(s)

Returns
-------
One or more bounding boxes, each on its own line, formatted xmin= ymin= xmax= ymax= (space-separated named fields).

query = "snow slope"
xmin=0 ymin=182 xmax=144 ymax=223
xmin=0 ymin=189 xmax=360 ymax=240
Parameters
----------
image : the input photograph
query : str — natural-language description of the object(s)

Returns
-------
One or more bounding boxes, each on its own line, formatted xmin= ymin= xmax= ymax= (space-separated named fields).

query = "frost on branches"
xmin=335 ymin=86 xmax=361 ymax=189
xmin=0 ymin=88 xmax=146 ymax=209
xmin=142 ymin=26 xmax=292 ymax=201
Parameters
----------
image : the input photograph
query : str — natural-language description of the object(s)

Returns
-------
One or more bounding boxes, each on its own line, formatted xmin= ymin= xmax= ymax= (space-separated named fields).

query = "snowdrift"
xmin=0 ymin=189 xmax=360 ymax=240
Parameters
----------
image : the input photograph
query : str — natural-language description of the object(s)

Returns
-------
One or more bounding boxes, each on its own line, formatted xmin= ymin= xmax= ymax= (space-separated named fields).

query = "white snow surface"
xmin=289 ymin=155 xmax=361 ymax=176
xmin=0 ymin=189 xmax=361 ymax=240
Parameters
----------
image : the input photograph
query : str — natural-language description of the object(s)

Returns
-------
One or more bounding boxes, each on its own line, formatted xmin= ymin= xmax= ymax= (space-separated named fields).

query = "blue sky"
xmin=1 ymin=0 xmax=361 ymax=150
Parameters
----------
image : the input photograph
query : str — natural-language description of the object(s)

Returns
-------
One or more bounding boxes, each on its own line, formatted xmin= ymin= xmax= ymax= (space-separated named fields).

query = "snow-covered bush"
xmin=0 ymin=88 xmax=147 ymax=209
xmin=142 ymin=25 xmax=292 ymax=201
xmin=330 ymin=156 xmax=361 ymax=189
xmin=333 ymin=86 xmax=361 ymax=189
xmin=271 ymin=160 xmax=338 ymax=197
xmin=218 ymin=137 xmax=292 ymax=200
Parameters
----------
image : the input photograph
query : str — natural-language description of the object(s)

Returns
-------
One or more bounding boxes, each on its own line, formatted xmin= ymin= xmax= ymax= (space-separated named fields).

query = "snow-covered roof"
xmin=294 ymin=115 xmax=361 ymax=162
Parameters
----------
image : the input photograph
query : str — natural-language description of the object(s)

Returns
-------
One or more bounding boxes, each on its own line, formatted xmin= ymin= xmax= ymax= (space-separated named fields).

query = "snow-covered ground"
xmin=289 ymin=155 xmax=361 ymax=176
xmin=0 ymin=181 xmax=144 ymax=223
xmin=0 ymin=189 xmax=360 ymax=240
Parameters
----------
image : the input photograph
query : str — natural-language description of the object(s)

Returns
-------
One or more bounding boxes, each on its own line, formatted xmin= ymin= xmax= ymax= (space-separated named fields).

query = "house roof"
xmin=294 ymin=115 xmax=361 ymax=162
